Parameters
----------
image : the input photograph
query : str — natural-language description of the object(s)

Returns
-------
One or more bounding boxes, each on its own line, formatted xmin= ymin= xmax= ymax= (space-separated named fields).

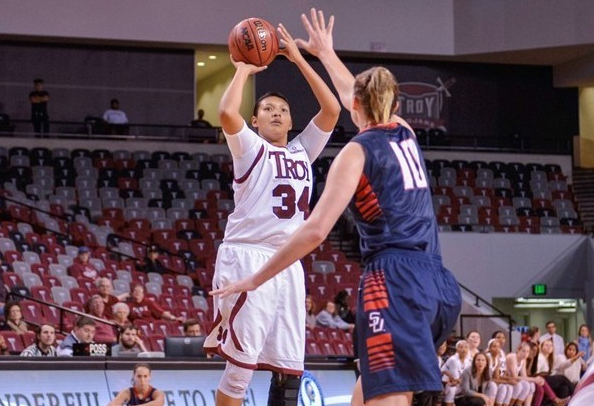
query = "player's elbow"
xmin=307 ymin=226 xmax=328 ymax=246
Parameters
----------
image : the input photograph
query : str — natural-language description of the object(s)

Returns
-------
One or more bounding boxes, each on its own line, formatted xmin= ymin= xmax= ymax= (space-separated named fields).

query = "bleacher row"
xmin=0 ymin=145 xmax=359 ymax=355
xmin=425 ymin=159 xmax=585 ymax=234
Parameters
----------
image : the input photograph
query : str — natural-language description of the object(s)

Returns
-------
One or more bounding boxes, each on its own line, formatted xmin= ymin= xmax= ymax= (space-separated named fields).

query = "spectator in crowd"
xmin=305 ymin=294 xmax=317 ymax=329
xmin=142 ymin=245 xmax=167 ymax=275
xmin=316 ymin=300 xmax=354 ymax=331
xmin=20 ymin=324 xmax=57 ymax=357
xmin=0 ymin=335 xmax=9 ymax=355
xmin=537 ymin=338 xmax=574 ymax=399
xmin=68 ymin=246 xmax=98 ymax=280
xmin=57 ymin=316 xmax=96 ymax=356
xmin=190 ymin=108 xmax=213 ymax=128
xmin=1 ymin=302 xmax=28 ymax=334
xmin=525 ymin=341 xmax=569 ymax=406
xmin=128 ymin=284 xmax=183 ymax=323
xmin=183 ymin=319 xmax=203 ymax=337
xmin=85 ymin=295 xmax=117 ymax=344
xmin=111 ymin=302 xmax=133 ymax=330
xmin=29 ymin=78 xmax=50 ymax=135
xmin=0 ymin=276 xmax=8 ymax=317
xmin=334 ymin=289 xmax=355 ymax=324
xmin=560 ymin=342 xmax=587 ymax=386
xmin=111 ymin=324 xmax=148 ymax=357
xmin=103 ymin=98 xmax=129 ymax=135
xmin=96 ymin=277 xmax=125 ymax=319
xmin=108 ymin=363 xmax=165 ymax=406
xmin=466 ymin=331 xmax=482 ymax=359
xmin=528 ymin=326 xmax=541 ymax=345
xmin=575 ymin=324 xmax=592 ymax=363
xmin=458 ymin=352 xmax=496 ymax=406
xmin=491 ymin=330 xmax=508 ymax=353
xmin=504 ymin=342 xmax=536 ymax=406
xmin=540 ymin=321 xmax=566 ymax=355
xmin=485 ymin=338 xmax=512 ymax=406
xmin=441 ymin=340 xmax=472 ymax=406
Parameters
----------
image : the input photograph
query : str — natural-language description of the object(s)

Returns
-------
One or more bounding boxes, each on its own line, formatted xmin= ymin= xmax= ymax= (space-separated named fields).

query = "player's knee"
xmin=218 ymin=363 xmax=254 ymax=399
xmin=267 ymin=372 xmax=301 ymax=406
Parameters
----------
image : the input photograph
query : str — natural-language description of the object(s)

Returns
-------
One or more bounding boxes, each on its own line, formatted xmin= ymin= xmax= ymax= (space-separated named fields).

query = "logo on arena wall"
xmin=299 ymin=371 xmax=324 ymax=406
xmin=397 ymin=77 xmax=455 ymax=131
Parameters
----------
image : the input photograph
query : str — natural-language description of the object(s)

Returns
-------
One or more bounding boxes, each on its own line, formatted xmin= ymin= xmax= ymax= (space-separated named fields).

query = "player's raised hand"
xmin=295 ymin=8 xmax=335 ymax=57
xmin=210 ymin=277 xmax=258 ymax=298
xmin=229 ymin=55 xmax=267 ymax=74
xmin=277 ymin=23 xmax=302 ymax=63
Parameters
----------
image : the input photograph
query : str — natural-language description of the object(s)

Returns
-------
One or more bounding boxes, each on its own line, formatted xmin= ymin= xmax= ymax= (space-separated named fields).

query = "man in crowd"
xmin=57 ymin=316 xmax=96 ymax=356
xmin=21 ymin=324 xmax=57 ymax=357
xmin=111 ymin=324 xmax=148 ymax=357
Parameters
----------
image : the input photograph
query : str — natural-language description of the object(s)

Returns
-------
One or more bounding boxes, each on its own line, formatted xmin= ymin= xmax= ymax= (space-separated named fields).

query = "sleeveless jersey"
xmin=128 ymin=387 xmax=156 ymax=405
xmin=350 ymin=123 xmax=440 ymax=260
xmin=224 ymin=123 xmax=327 ymax=249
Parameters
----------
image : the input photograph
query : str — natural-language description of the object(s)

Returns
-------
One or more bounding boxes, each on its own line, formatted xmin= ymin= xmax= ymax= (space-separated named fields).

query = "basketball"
xmin=228 ymin=18 xmax=279 ymax=67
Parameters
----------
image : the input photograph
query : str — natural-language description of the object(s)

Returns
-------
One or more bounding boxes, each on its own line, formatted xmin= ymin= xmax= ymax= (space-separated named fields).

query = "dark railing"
xmin=0 ymin=118 xmax=573 ymax=155
xmin=7 ymin=290 xmax=119 ymax=335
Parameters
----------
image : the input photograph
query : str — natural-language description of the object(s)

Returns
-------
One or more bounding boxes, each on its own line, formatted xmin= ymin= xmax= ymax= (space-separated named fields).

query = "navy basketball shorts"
xmin=356 ymin=248 xmax=461 ymax=402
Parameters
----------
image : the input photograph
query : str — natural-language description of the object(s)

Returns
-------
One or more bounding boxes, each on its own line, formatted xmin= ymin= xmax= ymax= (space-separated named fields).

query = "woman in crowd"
xmin=508 ymin=342 xmax=568 ymax=406
xmin=458 ymin=352 xmax=496 ymax=406
xmin=111 ymin=302 xmax=133 ymax=331
xmin=467 ymin=331 xmax=482 ymax=359
xmin=108 ymin=363 xmax=164 ymax=406
xmin=441 ymin=340 xmax=472 ymax=406
xmin=559 ymin=342 xmax=587 ymax=386
xmin=1 ymin=302 xmax=28 ymax=334
xmin=85 ymin=295 xmax=117 ymax=343
xmin=485 ymin=339 xmax=511 ymax=406
xmin=575 ymin=324 xmax=592 ymax=363
xmin=537 ymin=339 xmax=574 ymax=399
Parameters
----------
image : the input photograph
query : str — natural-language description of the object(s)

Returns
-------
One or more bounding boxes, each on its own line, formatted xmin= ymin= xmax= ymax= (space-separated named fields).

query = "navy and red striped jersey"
xmin=349 ymin=122 xmax=440 ymax=260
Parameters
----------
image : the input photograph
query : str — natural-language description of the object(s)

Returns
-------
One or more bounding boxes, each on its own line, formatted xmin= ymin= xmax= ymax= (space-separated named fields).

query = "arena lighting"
xmin=513 ymin=298 xmax=577 ymax=309
xmin=197 ymin=62 xmax=206 ymax=67
xmin=209 ymin=55 xmax=217 ymax=59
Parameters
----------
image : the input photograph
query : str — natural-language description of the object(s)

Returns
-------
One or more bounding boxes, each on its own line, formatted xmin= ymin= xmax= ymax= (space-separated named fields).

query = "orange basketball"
xmin=228 ymin=18 xmax=279 ymax=67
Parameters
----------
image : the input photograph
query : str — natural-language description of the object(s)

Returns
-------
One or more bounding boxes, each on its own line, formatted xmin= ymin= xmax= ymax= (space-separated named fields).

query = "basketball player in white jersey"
xmin=203 ymin=23 xmax=340 ymax=406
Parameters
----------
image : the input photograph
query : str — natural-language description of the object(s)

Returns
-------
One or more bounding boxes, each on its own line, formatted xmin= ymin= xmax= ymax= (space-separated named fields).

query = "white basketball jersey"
xmin=224 ymin=122 xmax=329 ymax=248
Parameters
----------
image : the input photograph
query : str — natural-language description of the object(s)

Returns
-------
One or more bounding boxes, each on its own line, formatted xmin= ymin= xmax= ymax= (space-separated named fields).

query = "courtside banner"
xmin=0 ymin=368 xmax=355 ymax=406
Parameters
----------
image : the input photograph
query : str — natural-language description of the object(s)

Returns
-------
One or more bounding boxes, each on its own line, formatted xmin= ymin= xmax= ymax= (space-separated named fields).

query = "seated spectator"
xmin=142 ymin=245 xmax=167 ymax=275
xmin=441 ymin=340 xmax=472 ymax=406
xmin=466 ymin=330 xmax=482 ymax=359
xmin=85 ymin=295 xmax=117 ymax=344
xmin=0 ymin=335 xmax=9 ymax=355
xmin=20 ymin=324 xmax=57 ymax=357
xmin=1 ymin=302 xmax=28 ymax=334
xmin=334 ymin=289 xmax=355 ymax=324
xmin=111 ymin=324 xmax=147 ymax=357
xmin=528 ymin=326 xmax=541 ymax=345
xmin=128 ymin=284 xmax=183 ymax=323
xmin=537 ymin=339 xmax=575 ymax=400
xmin=315 ymin=300 xmax=354 ymax=331
xmin=190 ymin=109 xmax=213 ymax=128
xmin=57 ymin=316 xmax=96 ymax=356
xmin=111 ymin=302 xmax=133 ymax=330
xmin=68 ymin=246 xmax=98 ymax=280
xmin=96 ymin=277 xmax=125 ymax=319
xmin=305 ymin=294 xmax=317 ymax=329
xmin=458 ymin=352 xmax=497 ymax=406
xmin=103 ymin=98 xmax=129 ymax=135
xmin=559 ymin=342 xmax=587 ymax=386
xmin=575 ymin=324 xmax=592 ymax=363
xmin=183 ymin=318 xmax=203 ymax=337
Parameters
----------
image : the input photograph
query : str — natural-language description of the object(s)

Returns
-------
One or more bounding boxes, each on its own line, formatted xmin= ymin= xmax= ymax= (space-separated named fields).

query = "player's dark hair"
xmin=33 ymin=78 xmax=44 ymax=84
xmin=253 ymin=92 xmax=290 ymax=117
xmin=183 ymin=318 xmax=201 ymax=333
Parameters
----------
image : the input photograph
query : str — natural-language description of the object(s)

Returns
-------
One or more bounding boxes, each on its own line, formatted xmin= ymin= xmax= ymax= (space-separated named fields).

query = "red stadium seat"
xmin=0 ymin=331 xmax=24 ymax=353
xmin=31 ymin=286 xmax=52 ymax=303
xmin=147 ymin=334 xmax=165 ymax=352
xmin=20 ymin=300 xmax=46 ymax=325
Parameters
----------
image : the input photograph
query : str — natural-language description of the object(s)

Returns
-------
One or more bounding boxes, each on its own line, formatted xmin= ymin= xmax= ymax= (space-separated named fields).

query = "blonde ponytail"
xmin=354 ymin=67 xmax=399 ymax=125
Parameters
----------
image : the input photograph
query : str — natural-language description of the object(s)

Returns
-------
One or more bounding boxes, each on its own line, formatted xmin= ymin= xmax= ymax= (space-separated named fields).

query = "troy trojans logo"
xmin=397 ymin=77 xmax=455 ymax=131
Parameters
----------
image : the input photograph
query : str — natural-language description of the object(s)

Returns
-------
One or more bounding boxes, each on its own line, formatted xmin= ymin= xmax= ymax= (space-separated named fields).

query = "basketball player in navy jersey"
xmin=212 ymin=9 xmax=462 ymax=406
xmin=108 ymin=363 xmax=164 ymax=406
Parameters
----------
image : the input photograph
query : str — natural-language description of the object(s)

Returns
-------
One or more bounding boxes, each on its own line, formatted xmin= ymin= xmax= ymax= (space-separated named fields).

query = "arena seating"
xmin=0 ymin=146 xmax=359 ymax=356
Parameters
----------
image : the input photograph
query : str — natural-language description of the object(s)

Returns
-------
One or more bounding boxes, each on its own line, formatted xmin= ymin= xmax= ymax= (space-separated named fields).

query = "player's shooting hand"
xmin=277 ymin=23 xmax=302 ymax=63
xmin=229 ymin=55 xmax=268 ymax=74
xmin=210 ymin=277 xmax=258 ymax=298
xmin=295 ymin=8 xmax=334 ymax=57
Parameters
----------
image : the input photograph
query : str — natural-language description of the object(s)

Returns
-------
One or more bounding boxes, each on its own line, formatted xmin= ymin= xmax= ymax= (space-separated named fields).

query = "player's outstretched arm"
xmin=277 ymin=23 xmax=340 ymax=133
xmin=296 ymin=8 xmax=356 ymax=112
xmin=218 ymin=59 xmax=266 ymax=136
xmin=107 ymin=389 xmax=130 ymax=406
xmin=211 ymin=141 xmax=365 ymax=298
